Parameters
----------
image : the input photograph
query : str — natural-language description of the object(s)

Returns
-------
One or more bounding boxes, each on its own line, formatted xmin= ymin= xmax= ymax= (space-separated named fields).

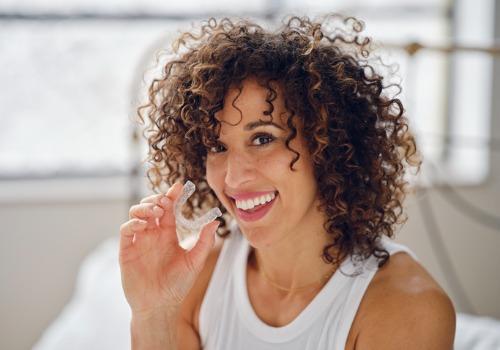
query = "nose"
xmin=224 ymin=149 xmax=257 ymax=188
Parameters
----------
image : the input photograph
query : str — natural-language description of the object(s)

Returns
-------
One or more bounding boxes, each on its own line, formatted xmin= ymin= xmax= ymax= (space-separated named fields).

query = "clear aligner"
xmin=173 ymin=181 xmax=222 ymax=230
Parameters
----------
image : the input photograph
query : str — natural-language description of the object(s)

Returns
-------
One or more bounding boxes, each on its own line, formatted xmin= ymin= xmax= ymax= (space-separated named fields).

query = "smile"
xmin=235 ymin=192 xmax=276 ymax=210
xmin=230 ymin=191 xmax=278 ymax=222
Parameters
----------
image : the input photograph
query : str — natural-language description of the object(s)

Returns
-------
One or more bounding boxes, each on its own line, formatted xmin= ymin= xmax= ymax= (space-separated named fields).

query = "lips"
xmin=235 ymin=192 xmax=276 ymax=210
xmin=230 ymin=191 xmax=278 ymax=222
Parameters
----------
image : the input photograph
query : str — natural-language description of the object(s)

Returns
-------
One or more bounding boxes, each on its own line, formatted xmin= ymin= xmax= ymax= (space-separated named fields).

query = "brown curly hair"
xmin=139 ymin=14 xmax=420 ymax=267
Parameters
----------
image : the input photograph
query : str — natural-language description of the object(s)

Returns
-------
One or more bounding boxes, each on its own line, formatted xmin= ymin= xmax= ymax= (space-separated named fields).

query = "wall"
xmin=0 ymin=179 xmax=130 ymax=350
xmin=1 ymin=139 xmax=499 ymax=350
xmin=394 ymin=1 xmax=500 ymax=318
xmin=1 ymin=6 xmax=500 ymax=350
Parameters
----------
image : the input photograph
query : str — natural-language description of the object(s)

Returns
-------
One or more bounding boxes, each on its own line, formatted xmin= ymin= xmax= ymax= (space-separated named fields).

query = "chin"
xmin=237 ymin=223 xmax=276 ymax=249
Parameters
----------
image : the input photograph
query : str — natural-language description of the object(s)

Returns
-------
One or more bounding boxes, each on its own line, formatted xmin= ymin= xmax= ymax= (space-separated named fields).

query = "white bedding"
xmin=32 ymin=236 xmax=500 ymax=350
xmin=32 ymin=237 xmax=131 ymax=350
xmin=456 ymin=313 xmax=500 ymax=349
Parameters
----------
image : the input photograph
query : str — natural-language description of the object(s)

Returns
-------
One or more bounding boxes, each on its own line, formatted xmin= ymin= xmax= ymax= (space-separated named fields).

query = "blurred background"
xmin=1 ymin=0 xmax=499 ymax=349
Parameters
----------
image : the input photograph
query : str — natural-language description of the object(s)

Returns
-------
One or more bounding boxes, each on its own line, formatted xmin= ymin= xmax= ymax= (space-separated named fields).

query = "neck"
xmin=250 ymin=222 xmax=336 ymax=292
xmin=254 ymin=250 xmax=336 ymax=292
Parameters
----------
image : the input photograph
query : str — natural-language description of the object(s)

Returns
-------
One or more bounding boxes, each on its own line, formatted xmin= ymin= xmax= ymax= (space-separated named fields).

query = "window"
xmin=0 ymin=0 xmax=493 ymax=187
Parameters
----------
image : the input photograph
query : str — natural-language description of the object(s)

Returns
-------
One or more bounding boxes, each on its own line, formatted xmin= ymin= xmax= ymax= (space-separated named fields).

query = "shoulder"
xmin=177 ymin=236 xmax=225 ymax=348
xmin=347 ymin=251 xmax=456 ymax=350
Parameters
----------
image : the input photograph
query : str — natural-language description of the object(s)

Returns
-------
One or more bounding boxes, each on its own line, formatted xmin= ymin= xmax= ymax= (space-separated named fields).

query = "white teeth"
xmin=246 ymin=199 xmax=254 ymax=210
xmin=235 ymin=192 xmax=276 ymax=211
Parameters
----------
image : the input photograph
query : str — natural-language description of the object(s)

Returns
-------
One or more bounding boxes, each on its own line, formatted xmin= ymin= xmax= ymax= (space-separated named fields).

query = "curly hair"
xmin=139 ymin=14 xmax=420 ymax=267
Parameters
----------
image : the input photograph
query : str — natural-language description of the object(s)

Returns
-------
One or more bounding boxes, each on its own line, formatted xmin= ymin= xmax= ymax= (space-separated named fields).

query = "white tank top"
xmin=199 ymin=225 xmax=417 ymax=350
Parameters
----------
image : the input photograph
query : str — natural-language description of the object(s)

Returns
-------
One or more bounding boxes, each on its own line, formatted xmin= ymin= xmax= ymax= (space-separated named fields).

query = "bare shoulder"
xmin=177 ymin=237 xmax=224 ymax=349
xmin=347 ymin=251 xmax=456 ymax=350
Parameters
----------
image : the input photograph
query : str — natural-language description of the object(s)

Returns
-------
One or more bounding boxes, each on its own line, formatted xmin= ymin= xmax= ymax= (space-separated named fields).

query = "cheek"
xmin=206 ymin=159 xmax=223 ymax=192
xmin=205 ymin=160 xmax=215 ymax=187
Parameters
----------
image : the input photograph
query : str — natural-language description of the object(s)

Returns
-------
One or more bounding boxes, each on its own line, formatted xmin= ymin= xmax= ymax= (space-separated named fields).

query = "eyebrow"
xmin=243 ymin=120 xmax=285 ymax=131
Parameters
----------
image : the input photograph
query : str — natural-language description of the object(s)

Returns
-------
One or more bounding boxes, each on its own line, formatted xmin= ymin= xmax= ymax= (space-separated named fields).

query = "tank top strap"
xmin=199 ymin=222 xmax=243 ymax=345
xmin=332 ymin=238 xmax=418 ymax=348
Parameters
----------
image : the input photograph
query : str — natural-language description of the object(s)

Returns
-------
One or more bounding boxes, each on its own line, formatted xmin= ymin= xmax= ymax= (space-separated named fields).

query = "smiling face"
xmin=206 ymin=79 xmax=325 ymax=248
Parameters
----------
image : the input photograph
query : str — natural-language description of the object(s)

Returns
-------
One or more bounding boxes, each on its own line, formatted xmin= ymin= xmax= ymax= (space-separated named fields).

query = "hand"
xmin=119 ymin=183 xmax=219 ymax=317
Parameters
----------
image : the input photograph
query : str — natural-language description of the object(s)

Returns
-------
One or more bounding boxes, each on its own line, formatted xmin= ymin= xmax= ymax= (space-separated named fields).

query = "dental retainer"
xmin=173 ymin=181 xmax=222 ymax=230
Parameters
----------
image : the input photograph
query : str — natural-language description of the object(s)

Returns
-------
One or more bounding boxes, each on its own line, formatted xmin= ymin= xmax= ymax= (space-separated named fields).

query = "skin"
xmin=205 ymin=79 xmax=334 ymax=291
xmin=119 ymin=183 xmax=220 ymax=348
xmin=119 ymin=78 xmax=456 ymax=349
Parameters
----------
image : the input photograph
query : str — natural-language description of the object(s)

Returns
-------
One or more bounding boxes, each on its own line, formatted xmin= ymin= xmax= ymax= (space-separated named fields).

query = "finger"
xmin=185 ymin=221 xmax=219 ymax=271
xmin=119 ymin=218 xmax=148 ymax=250
xmin=166 ymin=182 xmax=184 ymax=201
xmin=139 ymin=192 xmax=165 ymax=204
xmin=129 ymin=203 xmax=165 ymax=221
xmin=139 ymin=181 xmax=183 ymax=205
xmin=157 ymin=182 xmax=184 ymax=230
xmin=139 ymin=183 xmax=180 ymax=205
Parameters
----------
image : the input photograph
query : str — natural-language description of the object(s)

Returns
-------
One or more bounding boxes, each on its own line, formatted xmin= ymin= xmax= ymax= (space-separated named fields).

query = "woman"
xmin=119 ymin=14 xmax=456 ymax=349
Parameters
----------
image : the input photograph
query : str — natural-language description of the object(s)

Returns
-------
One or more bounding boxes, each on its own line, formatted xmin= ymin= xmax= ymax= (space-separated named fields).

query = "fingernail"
xmin=166 ymin=183 xmax=180 ymax=195
xmin=160 ymin=196 xmax=170 ymax=205
xmin=213 ymin=221 xmax=220 ymax=231
xmin=138 ymin=219 xmax=148 ymax=225
xmin=153 ymin=206 xmax=164 ymax=216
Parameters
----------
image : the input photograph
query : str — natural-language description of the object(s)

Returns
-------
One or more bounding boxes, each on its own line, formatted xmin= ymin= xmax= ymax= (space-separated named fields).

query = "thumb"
xmin=185 ymin=220 xmax=219 ymax=272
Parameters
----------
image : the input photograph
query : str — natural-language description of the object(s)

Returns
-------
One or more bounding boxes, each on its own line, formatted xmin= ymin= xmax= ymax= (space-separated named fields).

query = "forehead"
xmin=216 ymin=79 xmax=287 ymax=126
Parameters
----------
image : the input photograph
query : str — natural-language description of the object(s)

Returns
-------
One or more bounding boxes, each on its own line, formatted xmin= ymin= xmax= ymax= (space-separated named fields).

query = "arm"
xmin=130 ymin=307 xmax=180 ymax=349
xmin=357 ymin=287 xmax=456 ymax=349
xmin=349 ymin=253 xmax=456 ymax=349
xmin=119 ymin=183 xmax=219 ymax=349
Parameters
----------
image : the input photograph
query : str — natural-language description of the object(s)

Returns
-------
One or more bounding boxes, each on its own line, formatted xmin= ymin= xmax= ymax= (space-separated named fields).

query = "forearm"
xmin=130 ymin=308 xmax=179 ymax=350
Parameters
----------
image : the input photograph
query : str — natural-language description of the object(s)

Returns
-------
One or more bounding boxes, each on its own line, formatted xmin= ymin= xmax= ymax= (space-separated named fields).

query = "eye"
xmin=252 ymin=133 xmax=275 ymax=146
xmin=208 ymin=143 xmax=227 ymax=154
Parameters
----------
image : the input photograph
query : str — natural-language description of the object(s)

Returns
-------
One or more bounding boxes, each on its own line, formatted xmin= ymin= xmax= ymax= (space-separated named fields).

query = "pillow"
xmin=32 ymin=236 xmax=130 ymax=350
